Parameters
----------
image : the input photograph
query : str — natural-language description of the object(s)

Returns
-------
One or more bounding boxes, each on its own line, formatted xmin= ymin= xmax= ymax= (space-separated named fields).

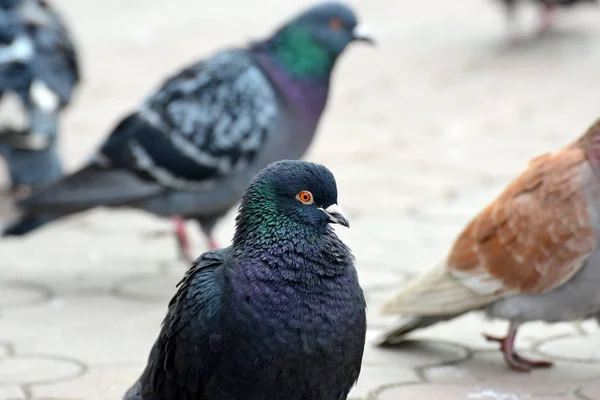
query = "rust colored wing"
xmin=448 ymin=146 xmax=596 ymax=296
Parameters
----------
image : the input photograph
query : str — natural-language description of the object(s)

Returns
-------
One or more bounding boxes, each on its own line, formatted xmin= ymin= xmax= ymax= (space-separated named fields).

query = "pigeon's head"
xmin=291 ymin=2 xmax=374 ymax=55
xmin=235 ymin=160 xmax=349 ymax=244
xmin=265 ymin=2 xmax=374 ymax=78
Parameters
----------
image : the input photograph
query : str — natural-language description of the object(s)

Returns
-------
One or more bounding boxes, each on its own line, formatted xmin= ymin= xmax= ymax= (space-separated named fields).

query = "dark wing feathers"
xmin=19 ymin=163 xmax=165 ymax=214
xmin=16 ymin=49 xmax=278 ymax=217
xmin=129 ymin=49 xmax=278 ymax=188
xmin=135 ymin=248 xmax=228 ymax=400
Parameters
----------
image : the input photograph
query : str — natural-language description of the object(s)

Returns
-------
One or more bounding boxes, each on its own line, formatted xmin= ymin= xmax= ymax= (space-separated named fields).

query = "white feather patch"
xmin=379 ymin=264 xmax=503 ymax=316
xmin=30 ymin=80 xmax=60 ymax=113
xmin=0 ymin=91 xmax=28 ymax=131
xmin=449 ymin=269 xmax=507 ymax=296
xmin=0 ymin=36 xmax=34 ymax=64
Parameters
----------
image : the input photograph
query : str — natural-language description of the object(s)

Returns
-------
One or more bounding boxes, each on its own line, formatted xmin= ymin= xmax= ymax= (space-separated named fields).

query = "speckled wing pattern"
xmin=448 ymin=146 xmax=596 ymax=296
xmin=24 ymin=0 xmax=80 ymax=105
xmin=130 ymin=49 xmax=279 ymax=190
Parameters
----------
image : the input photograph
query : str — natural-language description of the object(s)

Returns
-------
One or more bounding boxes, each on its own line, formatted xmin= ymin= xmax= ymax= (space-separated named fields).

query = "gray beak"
xmin=323 ymin=204 xmax=350 ymax=228
xmin=352 ymin=24 xmax=375 ymax=45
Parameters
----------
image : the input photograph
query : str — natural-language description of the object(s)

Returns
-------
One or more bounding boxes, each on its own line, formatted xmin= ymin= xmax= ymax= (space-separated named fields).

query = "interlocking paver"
xmin=0 ymin=297 xmax=163 ymax=366
xmin=537 ymin=333 xmax=600 ymax=363
xmin=0 ymin=282 xmax=50 ymax=308
xmin=0 ymin=356 xmax=82 ymax=385
xmin=376 ymin=383 xmax=575 ymax=400
xmin=578 ymin=381 xmax=600 ymax=400
xmin=31 ymin=365 xmax=141 ymax=400
xmin=423 ymin=352 xmax=600 ymax=385
xmin=1 ymin=0 xmax=600 ymax=397
xmin=380 ymin=314 xmax=586 ymax=351
xmin=0 ymin=385 xmax=25 ymax=400
xmin=362 ymin=338 xmax=469 ymax=368
xmin=114 ymin=268 xmax=188 ymax=303
xmin=348 ymin=364 xmax=419 ymax=399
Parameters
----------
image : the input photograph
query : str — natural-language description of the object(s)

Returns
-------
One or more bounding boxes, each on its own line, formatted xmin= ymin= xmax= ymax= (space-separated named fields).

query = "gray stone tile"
xmin=578 ymin=381 xmax=600 ymax=400
xmin=376 ymin=383 xmax=575 ymax=400
xmin=362 ymin=335 xmax=469 ymax=368
xmin=0 ymin=281 xmax=50 ymax=308
xmin=114 ymin=268 xmax=188 ymax=303
xmin=424 ymin=352 xmax=600 ymax=384
xmin=31 ymin=365 xmax=142 ymax=400
xmin=537 ymin=334 xmax=600 ymax=363
xmin=349 ymin=364 xmax=419 ymax=400
xmin=1 ymin=296 xmax=164 ymax=366
xmin=0 ymin=385 xmax=25 ymax=400
xmin=0 ymin=356 xmax=82 ymax=385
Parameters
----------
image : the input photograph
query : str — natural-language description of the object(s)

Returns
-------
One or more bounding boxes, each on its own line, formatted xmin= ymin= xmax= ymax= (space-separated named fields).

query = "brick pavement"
xmin=2 ymin=0 xmax=600 ymax=399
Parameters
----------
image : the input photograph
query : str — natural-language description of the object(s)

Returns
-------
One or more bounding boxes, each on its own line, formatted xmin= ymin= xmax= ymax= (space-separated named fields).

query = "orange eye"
xmin=296 ymin=190 xmax=314 ymax=204
xmin=328 ymin=17 xmax=344 ymax=31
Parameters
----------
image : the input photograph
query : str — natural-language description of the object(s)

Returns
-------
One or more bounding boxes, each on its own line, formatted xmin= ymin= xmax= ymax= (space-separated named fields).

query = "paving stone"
xmin=423 ymin=352 xmax=600 ymax=384
xmin=340 ymin=221 xmax=459 ymax=278
xmin=0 ymin=385 xmax=25 ymax=400
xmin=407 ymin=183 xmax=508 ymax=226
xmin=0 ymin=281 xmax=50 ymax=308
xmin=0 ymin=259 xmax=163 ymax=297
xmin=1 ymin=297 xmax=164 ymax=366
xmin=362 ymin=336 xmax=469 ymax=368
xmin=376 ymin=383 xmax=575 ymax=400
xmin=356 ymin=264 xmax=407 ymax=293
xmin=578 ymin=381 xmax=600 ymax=400
xmin=2 ymin=0 xmax=600 ymax=394
xmin=31 ymin=365 xmax=141 ymax=400
xmin=383 ymin=314 xmax=584 ymax=351
xmin=537 ymin=334 xmax=600 ymax=363
xmin=114 ymin=268 xmax=188 ymax=303
xmin=348 ymin=365 xmax=419 ymax=399
xmin=0 ymin=356 xmax=82 ymax=385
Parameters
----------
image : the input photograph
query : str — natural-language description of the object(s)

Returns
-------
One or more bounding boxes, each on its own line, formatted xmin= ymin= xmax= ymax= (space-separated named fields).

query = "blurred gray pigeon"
xmin=377 ymin=118 xmax=600 ymax=371
xmin=124 ymin=160 xmax=366 ymax=400
xmin=500 ymin=0 xmax=596 ymax=40
xmin=0 ymin=0 xmax=79 ymax=197
xmin=2 ymin=1 xmax=374 ymax=262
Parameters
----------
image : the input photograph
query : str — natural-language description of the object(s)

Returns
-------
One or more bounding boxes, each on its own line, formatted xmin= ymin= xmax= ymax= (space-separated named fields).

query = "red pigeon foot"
xmin=484 ymin=333 xmax=553 ymax=372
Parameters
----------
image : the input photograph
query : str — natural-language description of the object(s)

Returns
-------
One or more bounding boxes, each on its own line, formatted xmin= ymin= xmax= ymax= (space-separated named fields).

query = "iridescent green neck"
xmin=232 ymin=182 xmax=314 ymax=249
xmin=268 ymin=25 xmax=335 ymax=80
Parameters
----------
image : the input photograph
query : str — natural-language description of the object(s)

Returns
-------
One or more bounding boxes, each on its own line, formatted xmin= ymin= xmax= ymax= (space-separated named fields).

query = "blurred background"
xmin=1 ymin=0 xmax=600 ymax=399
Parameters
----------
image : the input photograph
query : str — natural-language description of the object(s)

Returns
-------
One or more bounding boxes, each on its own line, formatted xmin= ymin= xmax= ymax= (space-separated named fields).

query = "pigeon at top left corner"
xmin=0 ymin=0 xmax=80 ymax=196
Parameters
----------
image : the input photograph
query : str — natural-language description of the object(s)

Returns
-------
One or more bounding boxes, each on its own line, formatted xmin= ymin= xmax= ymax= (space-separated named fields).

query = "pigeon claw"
xmin=484 ymin=333 xmax=553 ymax=372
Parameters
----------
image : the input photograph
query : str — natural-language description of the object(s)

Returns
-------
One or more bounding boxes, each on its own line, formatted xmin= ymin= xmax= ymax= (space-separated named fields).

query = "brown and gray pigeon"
xmin=378 ymin=118 xmax=600 ymax=372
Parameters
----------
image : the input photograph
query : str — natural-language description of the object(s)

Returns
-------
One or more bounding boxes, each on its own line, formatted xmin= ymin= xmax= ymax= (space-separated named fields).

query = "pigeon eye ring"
xmin=296 ymin=190 xmax=314 ymax=204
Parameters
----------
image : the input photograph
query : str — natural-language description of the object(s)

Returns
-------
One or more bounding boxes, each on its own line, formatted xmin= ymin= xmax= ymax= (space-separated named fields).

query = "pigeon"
xmin=500 ymin=0 xmax=596 ymax=40
xmin=0 ymin=0 xmax=80 ymax=197
xmin=1 ymin=1 xmax=374 ymax=262
xmin=377 ymin=118 xmax=600 ymax=372
xmin=124 ymin=160 xmax=366 ymax=400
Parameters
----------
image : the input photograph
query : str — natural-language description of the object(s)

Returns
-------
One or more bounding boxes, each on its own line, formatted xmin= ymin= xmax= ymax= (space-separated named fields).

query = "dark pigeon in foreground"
xmin=500 ymin=0 xmax=596 ymax=41
xmin=0 ymin=0 xmax=79 ymax=198
xmin=2 ymin=1 xmax=374 ymax=262
xmin=124 ymin=160 xmax=366 ymax=400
